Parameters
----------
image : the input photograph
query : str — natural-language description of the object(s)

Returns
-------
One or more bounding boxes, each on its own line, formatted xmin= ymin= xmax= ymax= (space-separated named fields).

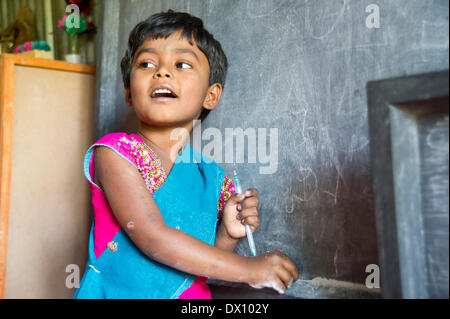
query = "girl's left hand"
xmin=222 ymin=188 xmax=260 ymax=240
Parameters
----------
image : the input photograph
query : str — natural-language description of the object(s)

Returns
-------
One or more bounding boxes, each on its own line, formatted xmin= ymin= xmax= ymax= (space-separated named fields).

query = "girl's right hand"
xmin=246 ymin=250 xmax=299 ymax=294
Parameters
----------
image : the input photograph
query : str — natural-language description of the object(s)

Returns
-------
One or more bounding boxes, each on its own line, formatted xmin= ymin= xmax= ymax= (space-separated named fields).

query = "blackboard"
xmin=94 ymin=0 xmax=449 ymax=298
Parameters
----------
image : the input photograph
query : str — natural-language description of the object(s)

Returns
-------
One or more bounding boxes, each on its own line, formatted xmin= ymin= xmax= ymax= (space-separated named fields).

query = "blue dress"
xmin=74 ymin=133 xmax=225 ymax=298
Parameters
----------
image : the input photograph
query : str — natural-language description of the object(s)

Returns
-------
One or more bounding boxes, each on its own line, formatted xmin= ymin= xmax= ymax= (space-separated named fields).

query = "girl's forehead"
xmin=139 ymin=30 xmax=196 ymax=51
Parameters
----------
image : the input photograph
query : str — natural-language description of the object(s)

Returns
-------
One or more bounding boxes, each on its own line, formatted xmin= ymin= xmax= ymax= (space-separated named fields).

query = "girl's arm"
xmin=95 ymin=147 xmax=298 ymax=292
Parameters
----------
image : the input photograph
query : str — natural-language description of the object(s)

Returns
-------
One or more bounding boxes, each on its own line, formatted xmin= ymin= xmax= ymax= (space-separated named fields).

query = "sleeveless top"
xmin=73 ymin=133 xmax=235 ymax=299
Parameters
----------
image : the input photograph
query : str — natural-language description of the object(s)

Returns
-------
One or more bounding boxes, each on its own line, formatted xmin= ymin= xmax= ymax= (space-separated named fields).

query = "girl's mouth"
xmin=151 ymin=88 xmax=178 ymax=98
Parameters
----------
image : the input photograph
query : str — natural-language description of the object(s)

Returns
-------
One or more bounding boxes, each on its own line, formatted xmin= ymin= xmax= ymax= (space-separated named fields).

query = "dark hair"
xmin=120 ymin=10 xmax=228 ymax=121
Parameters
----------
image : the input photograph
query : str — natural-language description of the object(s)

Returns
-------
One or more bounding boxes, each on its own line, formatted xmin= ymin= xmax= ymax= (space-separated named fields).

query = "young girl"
xmin=74 ymin=10 xmax=298 ymax=299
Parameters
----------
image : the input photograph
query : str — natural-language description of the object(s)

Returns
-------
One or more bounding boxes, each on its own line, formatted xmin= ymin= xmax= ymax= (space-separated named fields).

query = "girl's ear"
xmin=124 ymin=87 xmax=132 ymax=106
xmin=202 ymin=83 xmax=222 ymax=111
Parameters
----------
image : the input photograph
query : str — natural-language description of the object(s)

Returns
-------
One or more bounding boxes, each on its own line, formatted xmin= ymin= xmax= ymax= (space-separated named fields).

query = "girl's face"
xmin=125 ymin=30 xmax=220 ymax=128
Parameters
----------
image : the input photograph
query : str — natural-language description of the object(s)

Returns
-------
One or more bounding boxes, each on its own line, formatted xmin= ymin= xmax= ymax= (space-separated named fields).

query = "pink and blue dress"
xmin=73 ymin=133 xmax=234 ymax=299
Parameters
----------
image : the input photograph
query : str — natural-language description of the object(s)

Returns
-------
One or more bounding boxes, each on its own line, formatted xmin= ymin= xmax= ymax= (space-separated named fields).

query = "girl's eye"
xmin=176 ymin=62 xmax=192 ymax=69
xmin=140 ymin=62 xmax=156 ymax=69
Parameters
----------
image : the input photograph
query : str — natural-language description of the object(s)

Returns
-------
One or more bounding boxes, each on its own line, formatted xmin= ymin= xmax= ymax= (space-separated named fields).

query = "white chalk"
xmin=233 ymin=170 xmax=257 ymax=257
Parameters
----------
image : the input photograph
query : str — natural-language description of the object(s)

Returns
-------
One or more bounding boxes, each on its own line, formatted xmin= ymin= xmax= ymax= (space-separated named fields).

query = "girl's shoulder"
xmin=93 ymin=132 xmax=144 ymax=156
xmin=95 ymin=132 xmax=140 ymax=148
xmin=88 ymin=132 xmax=151 ymax=172
xmin=91 ymin=132 xmax=165 ymax=193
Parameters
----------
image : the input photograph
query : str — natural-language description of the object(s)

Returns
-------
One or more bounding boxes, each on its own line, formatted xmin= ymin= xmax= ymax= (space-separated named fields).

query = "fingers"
xmin=274 ymin=251 xmax=299 ymax=283
xmin=230 ymin=187 xmax=259 ymax=209
xmin=270 ymin=250 xmax=299 ymax=292
xmin=283 ymin=256 xmax=300 ymax=282
xmin=243 ymin=187 xmax=258 ymax=197
xmin=276 ymin=264 xmax=295 ymax=290
xmin=250 ymin=251 xmax=299 ymax=295
xmin=226 ymin=192 xmax=246 ymax=206
xmin=229 ymin=187 xmax=261 ymax=230
xmin=235 ymin=187 xmax=258 ymax=199
xmin=240 ymin=196 xmax=259 ymax=210
xmin=241 ymin=217 xmax=260 ymax=232
xmin=237 ymin=189 xmax=260 ymax=225
xmin=272 ymin=278 xmax=288 ymax=295
xmin=237 ymin=206 xmax=260 ymax=231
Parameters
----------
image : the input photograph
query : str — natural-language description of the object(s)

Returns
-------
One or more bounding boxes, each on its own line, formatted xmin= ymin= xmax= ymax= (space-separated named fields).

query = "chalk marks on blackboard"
xmin=296 ymin=167 xmax=319 ymax=203
xmin=322 ymin=174 xmax=340 ymax=205
xmin=305 ymin=0 xmax=347 ymax=40
xmin=245 ymin=0 xmax=286 ymax=19
xmin=420 ymin=20 xmax=449 ymax=49
xmin=204 ymin=0 xmax=217 ymax=16
xmin=267 ymin=167 xmax=319 ymax=216
xmin=333 ymin=247 xmax=340 ymax=275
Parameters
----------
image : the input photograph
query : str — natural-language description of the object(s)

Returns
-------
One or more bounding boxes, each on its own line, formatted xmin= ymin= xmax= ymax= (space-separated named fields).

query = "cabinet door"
xmin=0 ymin=55 xmax=95 ymax=298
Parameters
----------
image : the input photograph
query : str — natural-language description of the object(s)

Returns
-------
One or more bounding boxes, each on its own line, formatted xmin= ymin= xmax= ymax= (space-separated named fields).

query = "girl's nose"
xmin=153 ymin=66 xmax=172 ymax=79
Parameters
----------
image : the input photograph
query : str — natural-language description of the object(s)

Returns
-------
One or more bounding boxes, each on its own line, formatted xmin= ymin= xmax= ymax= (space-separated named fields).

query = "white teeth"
xmin=152 ymin=88 xmax=173 ymax=96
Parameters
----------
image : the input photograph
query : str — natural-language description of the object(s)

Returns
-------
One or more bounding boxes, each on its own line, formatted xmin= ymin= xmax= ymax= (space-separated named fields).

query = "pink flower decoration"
xmin=58 ymin=15 xmax=68 ymax=30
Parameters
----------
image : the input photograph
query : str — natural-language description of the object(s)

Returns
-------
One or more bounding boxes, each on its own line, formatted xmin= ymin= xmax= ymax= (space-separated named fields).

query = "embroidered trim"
xmin=116 ymin=136 xmax=166 ymax=193
xmin=217 ymin=176 xmax=235 ymax=218
xmin=107 ymin=241 xmax=118 ymax=252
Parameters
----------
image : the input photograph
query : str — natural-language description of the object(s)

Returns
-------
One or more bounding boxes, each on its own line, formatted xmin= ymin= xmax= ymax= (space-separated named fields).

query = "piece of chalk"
xmin=233 ymin=170 xmax=257 ymax=257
